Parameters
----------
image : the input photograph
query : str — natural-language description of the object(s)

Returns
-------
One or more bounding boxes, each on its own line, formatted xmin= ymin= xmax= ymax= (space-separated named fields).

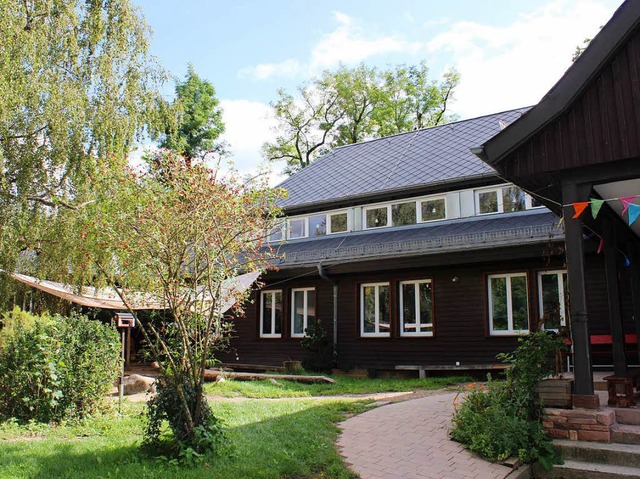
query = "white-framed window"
xmin=418 ymin=197 xmax=447 ymax=222
xmin=475 ymin=185 xmax=540 ymax=215
xmin=391 ymin=201 xmax=416 ymax=227
xmin=328 ymin=211 xmax=349 ymax=234
xmin=288 ymin=218 xmax=307 ymax=239
xmin=291 ymin=288 xmax=316 ymax=337
xmin=364 ymin=205 xmax=389 ymax=229
xmin=488 ymin=273 xmax=530 ymax=336
xmin=399 ymin=280 xmax=434 ymax=336
xmin=260 ymin=290 xmax=282 ymax=338
xmin=538 ymin=270 xmax=568 ymax=331
xmin=308 ymin=214 xmax=327 ymax=237
xmin=267 ymin=219 xmax=285 ymax=242
xmin=360 ymin=282 xmax=390 ymax=337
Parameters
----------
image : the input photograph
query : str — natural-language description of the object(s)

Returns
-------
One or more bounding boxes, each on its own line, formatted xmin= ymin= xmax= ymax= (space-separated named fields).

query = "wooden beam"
xmin=562 ymin=183 xmax=595 ymax=396
xmin=629 ymin=246 xmax=640 ymax=366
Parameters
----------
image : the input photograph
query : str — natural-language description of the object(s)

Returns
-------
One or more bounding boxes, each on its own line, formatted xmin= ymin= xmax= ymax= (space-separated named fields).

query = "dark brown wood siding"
xmin=502 ymin=28 xmax=640 ymax=179
xmin=219 ymin=253 xmax=622 ymax=370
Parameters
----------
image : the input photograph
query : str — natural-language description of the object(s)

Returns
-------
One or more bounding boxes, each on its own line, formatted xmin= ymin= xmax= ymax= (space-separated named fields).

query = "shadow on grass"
xmin=0 ymin=400 xmax=364 ymax=479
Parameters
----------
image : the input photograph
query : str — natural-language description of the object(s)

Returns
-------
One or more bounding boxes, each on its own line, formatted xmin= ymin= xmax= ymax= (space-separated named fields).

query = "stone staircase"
xmin=535 ymin=407 xmax=640 ymax=478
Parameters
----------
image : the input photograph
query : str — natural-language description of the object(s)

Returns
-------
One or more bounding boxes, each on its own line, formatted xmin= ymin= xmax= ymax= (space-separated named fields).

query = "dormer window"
xmin=309 ymin=214 xmax=327 ymax=237
xmin=420 ymin=198 xmax=446 ymax=222
xmin=365 ymin=206 xmax=388 ymax=228
xmin=476 ymin=185 xmax=527 ymax=214
xmin=329 ymin=212 xmax=348 ymax=233
xmin=288 ymin=218 xmax=306 ymax=239
xmin=392 ymin=202 xmax=416 ymax=227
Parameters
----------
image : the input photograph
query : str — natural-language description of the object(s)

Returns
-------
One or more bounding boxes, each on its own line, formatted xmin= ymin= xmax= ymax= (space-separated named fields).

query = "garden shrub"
xmin=0 ymin=308 xmax=121 ymax=422
xmin=450 ymin=332 xmax=563 ymax=469
xmin=301 ymin=319 xmax=334 ymax=372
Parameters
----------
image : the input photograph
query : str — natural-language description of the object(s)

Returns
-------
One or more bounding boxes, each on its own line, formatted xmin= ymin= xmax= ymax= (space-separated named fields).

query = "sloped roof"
xmin=272 ymin=209 xmax=561 ymax=268
xmin=277 ymin=107 xmax=530 ymax=211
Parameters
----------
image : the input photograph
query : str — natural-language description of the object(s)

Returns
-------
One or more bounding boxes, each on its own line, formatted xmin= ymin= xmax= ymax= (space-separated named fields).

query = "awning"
xmin=5 ymin=271 xmax=260 ymax=313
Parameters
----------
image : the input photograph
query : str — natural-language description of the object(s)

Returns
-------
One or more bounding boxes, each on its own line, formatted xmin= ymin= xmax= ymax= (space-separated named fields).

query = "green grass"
xmin=204 ymin=375 xmax=472 ymax=398
xmin=0 ymin=399 xmax=369 ymax=479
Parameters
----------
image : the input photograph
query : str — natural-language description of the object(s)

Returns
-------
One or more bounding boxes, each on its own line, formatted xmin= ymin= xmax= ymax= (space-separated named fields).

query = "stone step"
xmin=611 ymin=423 xmax=640 ymax=445
xmin=615 ymin=408 xmax=640 ymax=426
xmin=554 ymin=440 xmax=640 ymax=468
xmin=534 ymin=459 xmax=640 ymax=478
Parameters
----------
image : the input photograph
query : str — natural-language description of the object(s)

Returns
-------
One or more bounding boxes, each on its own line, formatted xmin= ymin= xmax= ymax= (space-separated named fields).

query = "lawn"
xmin=204 ymin=375 xmax=472 ymax=398
xmin=0 ymin=376 xmax=470 ymax=479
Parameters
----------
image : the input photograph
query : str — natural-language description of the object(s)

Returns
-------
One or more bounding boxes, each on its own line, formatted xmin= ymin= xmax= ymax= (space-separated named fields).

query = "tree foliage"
xmin=159 ymin=64 xmax=225 ymax=159
xmin=0 ymin=0 xmax=165 ymax=276
xmin=65 ymin=150 xmax=282 ymax=453
xmin=263 ymin=62 xmax=460 ymax=174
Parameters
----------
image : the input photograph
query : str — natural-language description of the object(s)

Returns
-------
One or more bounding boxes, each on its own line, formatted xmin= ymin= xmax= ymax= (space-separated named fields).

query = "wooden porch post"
xmin=628 ymin=246 xmax=640 ymax=366
xmin=602 ymin=216 xmax=627 ymax=376
xmin=562 ymin=183 xmax=596 ymax=403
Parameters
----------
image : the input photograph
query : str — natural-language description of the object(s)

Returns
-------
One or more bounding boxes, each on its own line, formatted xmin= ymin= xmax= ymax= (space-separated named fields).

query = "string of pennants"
xmin=567 ymin=195 xmax=636 ymax=266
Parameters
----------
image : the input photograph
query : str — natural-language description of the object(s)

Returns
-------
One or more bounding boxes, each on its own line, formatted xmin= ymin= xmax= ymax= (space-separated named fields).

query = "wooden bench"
xmin=395 ymin=364 xmax=508 ymax=379
xmin=590 ymin=334 xmax=638 ymax=364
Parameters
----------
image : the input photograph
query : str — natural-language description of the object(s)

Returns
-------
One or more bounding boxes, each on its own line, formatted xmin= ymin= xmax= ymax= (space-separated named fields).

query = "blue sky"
xmin=132 ymin=0 xmax=622 ymax=179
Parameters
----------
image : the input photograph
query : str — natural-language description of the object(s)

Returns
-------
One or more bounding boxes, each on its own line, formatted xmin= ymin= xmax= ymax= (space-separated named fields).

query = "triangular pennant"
xmin=590 ymin=198 xmax=605 ymax=219
xmin=629 ymin=203 xmax=640 ymax=226
xmin=620 ymin=195 xmax=638 ymax=216
xmin=597 ymin=238 xmax=604 ymax=254
xmin=624 ymin=254 xmax=631 ymax=268
xmin=572 ymin=202 xmax=589 ymax=219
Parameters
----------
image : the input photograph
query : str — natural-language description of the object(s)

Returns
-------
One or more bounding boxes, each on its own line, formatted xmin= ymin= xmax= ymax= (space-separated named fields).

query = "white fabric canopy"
xmin=6 ymin=271 xmax=260 ymax=313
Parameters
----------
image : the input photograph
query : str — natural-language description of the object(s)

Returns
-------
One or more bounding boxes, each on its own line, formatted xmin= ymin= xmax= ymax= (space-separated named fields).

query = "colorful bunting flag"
xmin=572 ymin=202 xmax=589 ymax=219
xmin=597 ymin=238 xmax=604 ymax=254
xmin=629 ymin=203 xmax=640 ymax=226
xmin=619 ymin=195 xmax=638 ymax=216
xmin=624 ymin=254 xmax=631 ymax=268
xmin=590 ymin=198 xmax=605 ymax=219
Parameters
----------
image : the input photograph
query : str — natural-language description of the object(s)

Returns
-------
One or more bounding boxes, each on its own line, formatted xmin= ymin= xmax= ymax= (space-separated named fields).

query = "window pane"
xmin=421 ymin=199 xmax=446 ymax=221
xmin=479 ymin=191 xmax=498 ymax=214
xmin=309 ymin=215 xmax=326 ymax=237
xmin=273 ymin=292 xmax=282 ymax=334
xmin=289 ymin=219 xmax=305 ymax=239
xmin=490 ymin=277 xmax=508 ymax=331
xmin=419 ymin=282 xmax=433 ymax=332
xmin=307 ymin=290 xmax=316 ymax=332
xmin=293 ymin=291 xmax=305 ymax=335
xmin=262 ymin=293 xmax=272 ymax=335
xmin=511 ymin=276 xmax=529 ymax=331
xmin=379 ymin=285 xmax=390 ymax=332
xmin=363 ymin=286 xmax=376 ymax=333
xmin=541 ymin=274 xmax=561 ymax=330
xmin=366 ymin=207 xmax=388 ymax=228
xmin=267 ymin=226 xmax=282 ymax=242
xmin=330 ymin=213 xmax=348 ymax=233
xmin=392 ymin=202 xmax=416 ymax=226
xmin=402 ymin=283 xmax=416 ymax=333
xmin=503 ymin=187 xmax=526 ymax=212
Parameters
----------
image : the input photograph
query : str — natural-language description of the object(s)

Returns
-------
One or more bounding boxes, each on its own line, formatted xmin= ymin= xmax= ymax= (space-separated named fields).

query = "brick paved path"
xmin=337 ymin=392 xmax=512 ymax=479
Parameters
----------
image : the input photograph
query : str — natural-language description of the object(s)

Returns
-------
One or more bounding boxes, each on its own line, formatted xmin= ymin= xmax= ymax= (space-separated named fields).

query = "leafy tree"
xmin=160 ymin=64 xmax=225 ymax=159
xmin=66 ymin=150 xmax=282 ymax=454
xmin=0 ymin=0 xmax=165 ymax=279
xmin=263 ymin=62 xmax=459 ymax=173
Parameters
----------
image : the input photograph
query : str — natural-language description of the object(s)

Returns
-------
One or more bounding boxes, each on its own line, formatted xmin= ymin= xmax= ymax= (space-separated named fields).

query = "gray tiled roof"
xmin=272 ymin=209 xmax=562 ymax=268
xmin=277 ymin=107 xmax=531 ymax=210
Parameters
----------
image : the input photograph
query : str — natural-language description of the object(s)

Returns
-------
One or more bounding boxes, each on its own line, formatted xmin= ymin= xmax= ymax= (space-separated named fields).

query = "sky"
xmin=132 ymin=0 xmax=622 ymax=182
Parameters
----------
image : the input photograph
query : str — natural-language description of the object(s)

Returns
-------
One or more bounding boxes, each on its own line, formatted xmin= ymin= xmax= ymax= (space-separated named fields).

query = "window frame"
xmin=327 ymin=210 xmax=350 ymax=234
xmin=291 ymin=287 xmax=316 ymax=338
xmin=259 ymin=290 xmax=283 ymax=338
xmin=399 ymin=279 xmax=434 ymax=337
xmin=417 ymin=196 xmax=447 ymax=223
xmin=475 ymin=184 xmax=537 ymax=215
xmin=487 ymin=272 xmax=530 ymax=336
xmin=537 ymin=270 xmax=568 ymax=332
xmin=287 ymin=217 xmax=308 ymax=240
xmin=363 ymin=205 xmax=391 ymax=229
xmin=360 ymin=282 xmax=391 ymax=337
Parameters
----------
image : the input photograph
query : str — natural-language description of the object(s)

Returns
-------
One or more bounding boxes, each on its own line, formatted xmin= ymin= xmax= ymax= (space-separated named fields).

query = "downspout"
xmin=317 ymin=264 xmax=338 ymax=367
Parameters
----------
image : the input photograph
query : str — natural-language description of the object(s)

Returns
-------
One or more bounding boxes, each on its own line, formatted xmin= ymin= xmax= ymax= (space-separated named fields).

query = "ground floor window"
xmin=291 ymin=288 xmax=316 ymax=337
xmin=260 ymin=290 xmax=282 ymax=338
xmin=399 ymin=280 xmax=433 ymax=336
xmin=538 ymin=270 xmax=568 ymax=331
xmin=488 ymin=273 xmax=529 ymax=335
xmin=360 ymin=283 xmax=390 ymax=337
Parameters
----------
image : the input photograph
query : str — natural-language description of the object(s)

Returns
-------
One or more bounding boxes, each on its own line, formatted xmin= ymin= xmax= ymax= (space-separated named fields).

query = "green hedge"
xmin=0 ymin=308 xmax=122 ymax=422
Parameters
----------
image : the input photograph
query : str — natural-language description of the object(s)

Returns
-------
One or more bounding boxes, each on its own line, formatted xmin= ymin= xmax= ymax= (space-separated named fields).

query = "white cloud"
xmin=239 ymin=11 xmax=420 ymax=80
xmin=219 ymin=99 xmax=285 ymax=185
xmin=428 ymin=0 xmax=617 ymax=118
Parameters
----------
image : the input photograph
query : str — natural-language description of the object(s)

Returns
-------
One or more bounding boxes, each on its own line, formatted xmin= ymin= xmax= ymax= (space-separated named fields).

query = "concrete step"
xmin=615 ymin=408 xmax=640 ymax=426
xmin=554 ymin=440 xmax=640 ymax=468
xmin=534 ymin=459 xmax=640 ymax=478
xmin=611 ymin=423 xmax=640 ymax=445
